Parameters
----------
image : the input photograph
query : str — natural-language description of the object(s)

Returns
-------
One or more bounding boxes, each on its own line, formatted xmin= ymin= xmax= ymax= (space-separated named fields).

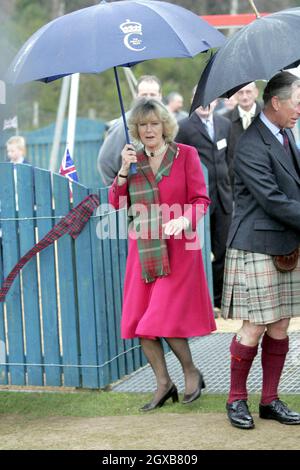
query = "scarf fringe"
xmin=143 ymin=266 xmax=171 ymax=284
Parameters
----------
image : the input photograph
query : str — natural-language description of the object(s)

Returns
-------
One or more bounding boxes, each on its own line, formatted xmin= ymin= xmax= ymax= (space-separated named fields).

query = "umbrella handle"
xmin=114 ymin=66 xmax=137 ymax=175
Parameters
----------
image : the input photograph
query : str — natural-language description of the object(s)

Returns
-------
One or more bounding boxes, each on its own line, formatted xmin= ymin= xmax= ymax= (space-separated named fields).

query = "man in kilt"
xmin=222 ymin=71 xmax=300 ymax=429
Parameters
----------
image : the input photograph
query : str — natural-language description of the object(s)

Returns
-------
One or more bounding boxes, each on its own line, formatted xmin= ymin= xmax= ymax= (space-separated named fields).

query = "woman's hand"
xmin=119 ymin=144 xmax=137 ymax=175
xmin=163 ymin=216 xmax=190 ymax=236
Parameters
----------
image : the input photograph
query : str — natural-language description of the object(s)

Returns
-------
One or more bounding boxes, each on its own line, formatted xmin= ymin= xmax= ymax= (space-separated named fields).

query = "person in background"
xmin=222 ymin=72 xmax=300 ymax=429
xmin=109 ymin=98 xmax=216 ymax=411
xmin=215 ymin=95 xmax=238 ymax=116
xmin=1 ymin=136 xmax=30 ymax=241
xmin=165 ymin=92 xmax=188 ymax=122
xmin=176 ymin=94 xmax=232 ymax=312
xmin=6 ymin=135 xmax=29 ymax=164
xmin=224 ymin=82 xmax=261 ymax=185
xmin=97 ymin=75 xmax=162 ymax=186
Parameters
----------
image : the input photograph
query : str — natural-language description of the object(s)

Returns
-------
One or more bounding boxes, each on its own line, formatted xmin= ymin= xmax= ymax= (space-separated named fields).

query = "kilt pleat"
xmin=221 ymin=248 xmax=300 ymax=324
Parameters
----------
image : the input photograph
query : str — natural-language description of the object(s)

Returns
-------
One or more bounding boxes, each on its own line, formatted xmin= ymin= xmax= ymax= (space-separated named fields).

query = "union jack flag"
xmin=59 ymin=148 xmax=78 ymax=198
xmin=59 ymin=148 xmax=78 ymax=183
xmin=3 ymin=115 xmax=18 ymax=130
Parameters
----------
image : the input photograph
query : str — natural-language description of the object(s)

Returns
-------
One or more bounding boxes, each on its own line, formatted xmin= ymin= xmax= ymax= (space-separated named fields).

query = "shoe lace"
xmin=236 ymin=400 xmax=249 ymax=414
xmin=274 ymin=399 xmax=288 ymax=413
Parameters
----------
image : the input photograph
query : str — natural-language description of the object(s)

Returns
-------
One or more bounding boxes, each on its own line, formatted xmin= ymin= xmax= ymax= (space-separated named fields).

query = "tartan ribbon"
xmin=0 ymin=194 xmax=99 ymax=302
xmin=128 ymin=142 xmax=179 ymax=283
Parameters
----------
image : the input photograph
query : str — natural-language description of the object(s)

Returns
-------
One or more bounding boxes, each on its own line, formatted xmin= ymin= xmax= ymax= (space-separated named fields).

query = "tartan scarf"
xmin=128 ymin=142 xmax=179 ymax=283
xmin=0 ymin=194 xmax=99 ymax=302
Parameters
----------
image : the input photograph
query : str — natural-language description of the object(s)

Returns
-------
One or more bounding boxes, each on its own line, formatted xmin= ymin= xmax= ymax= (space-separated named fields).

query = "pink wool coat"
xmin=109 ymin=143 xmax=216 ymax=339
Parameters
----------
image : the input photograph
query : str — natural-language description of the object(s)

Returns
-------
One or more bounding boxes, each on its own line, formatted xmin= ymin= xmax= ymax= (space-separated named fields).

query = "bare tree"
xmin=51 ymin=0 xmax=65 ymax=19
xmin=0 ymin=0 xmax=16 ymax=18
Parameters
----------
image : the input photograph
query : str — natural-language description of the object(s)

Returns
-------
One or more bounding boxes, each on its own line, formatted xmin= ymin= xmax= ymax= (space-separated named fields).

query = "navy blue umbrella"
xmin=191 ymin=7 xmax=300 ymax=110
xmin=6 ymin=0 xmax=225 ymax=171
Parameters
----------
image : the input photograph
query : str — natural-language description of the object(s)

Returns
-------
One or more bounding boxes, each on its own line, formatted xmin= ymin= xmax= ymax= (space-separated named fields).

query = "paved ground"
xmin=112 ymin=318 xmax=300 ymax=394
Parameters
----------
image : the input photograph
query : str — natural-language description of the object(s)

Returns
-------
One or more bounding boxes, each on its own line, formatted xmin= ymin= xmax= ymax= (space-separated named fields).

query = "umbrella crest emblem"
xmin=120 ymin=19 xmax=146 ymax=52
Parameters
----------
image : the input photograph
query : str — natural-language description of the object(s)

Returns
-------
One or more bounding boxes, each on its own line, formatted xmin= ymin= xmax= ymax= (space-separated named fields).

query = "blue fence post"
xmin=0 ymin=236 xmax=8 ymax=384
xmin=0 ymin=163 xmax=25 ymax=385
xmin=117 ymin=205 xmax=136 ymax=375
xmin=89 ymin=189 xmax=111 ymax=388
xmin=17 ymin=164 xmax=43 ymax=385
xmin=34 ymin=168 xmax=61 ymax=386
xmin=88 ymin=188 xmax=110 ymax=388
xmin=72 ymin=183 xmax=99 ymax=389
xmin=98 ymin=188 xmax=119 ymax=383
xmin=52 ymin=174 xmax=80 ymax=387
xmin=105 ymin=189 xmax=126 ymax=380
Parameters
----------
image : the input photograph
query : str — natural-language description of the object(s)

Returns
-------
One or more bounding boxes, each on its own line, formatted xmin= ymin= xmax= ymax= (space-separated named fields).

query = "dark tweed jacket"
xmin=228 ymin=116 xmax=300 ymax=255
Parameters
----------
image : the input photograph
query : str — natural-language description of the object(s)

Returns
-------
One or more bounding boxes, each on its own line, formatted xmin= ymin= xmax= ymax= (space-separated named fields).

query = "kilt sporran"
xmin=272 ymin=248 xmax=299 ymax=273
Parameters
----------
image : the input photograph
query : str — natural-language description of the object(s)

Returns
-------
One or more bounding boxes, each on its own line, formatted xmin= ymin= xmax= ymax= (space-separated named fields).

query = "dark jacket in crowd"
xmin=176 ymin=111 xmax=232 ymax=214
xmin=224 ymin=102 xmax=262 ymax=184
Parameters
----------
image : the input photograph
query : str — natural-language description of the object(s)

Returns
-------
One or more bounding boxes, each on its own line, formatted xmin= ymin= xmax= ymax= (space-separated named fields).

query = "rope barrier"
xmin=0 ymin=207 xmax=126 ymax=222
xmin=0 ymin=344 xmax=141 ymax=369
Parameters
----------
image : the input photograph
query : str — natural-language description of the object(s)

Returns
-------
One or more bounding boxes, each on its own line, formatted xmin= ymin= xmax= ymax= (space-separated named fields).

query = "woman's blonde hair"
xmin=128 ymin=98 xmax=178 ymax=144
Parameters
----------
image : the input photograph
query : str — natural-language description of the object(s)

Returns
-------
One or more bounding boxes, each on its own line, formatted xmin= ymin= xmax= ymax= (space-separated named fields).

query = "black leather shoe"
xmin=182 ymin=370 xmax=206 ymax=404
xmin=140 ymin=384 xmax=179 ymax=412
xmin=259 ymin=399 xmax=300 ymax=425
xmin=226 ymin=400 xmax=255 ymax=429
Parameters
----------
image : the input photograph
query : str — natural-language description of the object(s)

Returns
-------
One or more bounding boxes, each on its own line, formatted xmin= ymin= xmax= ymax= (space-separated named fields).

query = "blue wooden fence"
xmin=0 ymin=163 xmax=213 ymax=389
xmin=0 ymin=118 xmax=107 ymax=188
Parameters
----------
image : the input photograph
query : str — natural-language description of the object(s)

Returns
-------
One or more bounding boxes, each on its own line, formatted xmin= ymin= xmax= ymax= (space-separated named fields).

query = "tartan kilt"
xmin=221 ymin=248 xmax=300 ymax=324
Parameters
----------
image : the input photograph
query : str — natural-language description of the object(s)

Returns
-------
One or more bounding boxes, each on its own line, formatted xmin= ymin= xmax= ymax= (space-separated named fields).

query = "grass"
xmin=0 ymin=391 xmax=299 ymax=417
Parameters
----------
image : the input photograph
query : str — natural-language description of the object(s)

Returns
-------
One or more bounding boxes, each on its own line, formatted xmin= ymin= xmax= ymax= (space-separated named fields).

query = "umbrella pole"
xmin=113 ymin=66 xmax=137 ymax=174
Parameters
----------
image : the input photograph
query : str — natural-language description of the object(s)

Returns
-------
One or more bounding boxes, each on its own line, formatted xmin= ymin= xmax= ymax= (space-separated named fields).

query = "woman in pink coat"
xmin=109 ymin=98 xmax=216 ymax=411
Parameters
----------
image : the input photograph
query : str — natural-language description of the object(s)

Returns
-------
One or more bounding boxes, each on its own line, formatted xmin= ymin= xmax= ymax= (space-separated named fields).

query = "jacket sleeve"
xmin=235 ymin=136 xmax=300 ymax=232
xmin=108 ymin=176 xmax=129 ymax=210
xmin=97 ymin=119 xmax=126 ymax=186
xmin=182 ymin=146 xmax=211 ymax=231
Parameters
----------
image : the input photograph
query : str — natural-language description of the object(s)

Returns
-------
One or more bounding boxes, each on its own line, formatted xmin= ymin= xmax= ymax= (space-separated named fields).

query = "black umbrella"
xmin=191 ymin=7 xmax=300 ymax=111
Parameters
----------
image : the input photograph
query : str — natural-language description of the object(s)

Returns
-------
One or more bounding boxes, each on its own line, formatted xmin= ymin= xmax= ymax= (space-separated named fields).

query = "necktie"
xmin=241 ymin=111 xmax=252 ymax=130
xmin=279 ymin=129 xmax=290 ymax=152
xmin=279 ymin=129 xmax=300 ymax=177
xmin=205 ymin=119 xmax=214 ymax=140
xmin=0 ymin=194 xmax=99 ymax=302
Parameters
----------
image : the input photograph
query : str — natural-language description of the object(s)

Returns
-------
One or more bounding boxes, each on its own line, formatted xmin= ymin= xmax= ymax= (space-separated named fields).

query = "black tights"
xmin=140 ymin=337 xmax=199 ymax=403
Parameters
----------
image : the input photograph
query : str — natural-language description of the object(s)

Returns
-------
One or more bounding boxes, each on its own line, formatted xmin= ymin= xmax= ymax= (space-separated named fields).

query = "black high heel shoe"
xmin=182 ymin=370 xmax=205 ymax=404
xmin=140 ymin=384 xmax=179 ymax=412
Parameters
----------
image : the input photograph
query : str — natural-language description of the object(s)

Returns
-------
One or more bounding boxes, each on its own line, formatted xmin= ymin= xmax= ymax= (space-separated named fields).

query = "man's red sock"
xmin=228 ymin=336 xmax=258 ymax=404
xmin=260 ymin=333 xmax=289 ymax=405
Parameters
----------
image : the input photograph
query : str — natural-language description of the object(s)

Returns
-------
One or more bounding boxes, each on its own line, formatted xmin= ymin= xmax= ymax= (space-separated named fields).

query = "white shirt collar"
xmin=200 ymin=115 xmax=213 ymax=125
xmin=238 ymin=103 xmax=256 ymax=117
xmin=259 ymin=111 xmax=282 ymax=140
